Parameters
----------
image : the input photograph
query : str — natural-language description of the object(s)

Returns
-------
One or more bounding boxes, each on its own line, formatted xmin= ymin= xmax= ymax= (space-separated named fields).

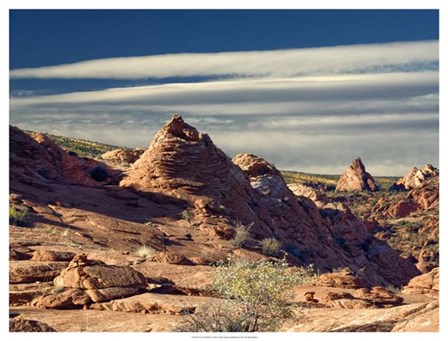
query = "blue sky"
xmin=9 ymin=10 xmax=439 ymax=175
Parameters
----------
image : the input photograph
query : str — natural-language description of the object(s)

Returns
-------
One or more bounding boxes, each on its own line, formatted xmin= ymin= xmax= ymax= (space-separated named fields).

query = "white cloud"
xmin=9 ymin=40 xmax=439 ymax=176
xmin=9 ymin=71 xmax=438 ymax=108
xmin=10 ymin=40 xmax=438 ymax=80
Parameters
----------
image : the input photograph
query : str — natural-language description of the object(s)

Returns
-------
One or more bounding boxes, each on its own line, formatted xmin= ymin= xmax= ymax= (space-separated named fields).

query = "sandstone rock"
xmin=286 ymin=301 xmax=438 ymax=332
xmin=100 ymin=148 xmax=144 ymax=165
xmin=120 ymin=117 xmax=419 ymax=287
xmin=287 ymin=183 xmax=329 ymax=208
xmin=90 ymin=293 xmax=222 ymax=315
xmin=10 ymin=249 xmax=32 ymax=260
xmin=384 ymin=201 xmax=417 ymax=218
xmin=9 ymin=261 xmax=69 ymax=284
xmin=32 ymin=288 xmax=91 ymax=309
xmin=9 ymin=283 xmax=54 ymax=306
xmin=324 ymin=291 xmax=372 ymax=309
xmin=335 ymin=157 xmax=377 ymax=192
xmin=31 ymin=249 xmax=76 ymax=262
xmin=354 ymin=286 xmax=404 ymax=307
xmin=407 ymin=177 xmax=439 ymax=211
xmin=9 ymin=307 xmax=184 ymax=332
xmin=9 ymin=318 xmax=56 ymax=332
xmin=54 ymin=261 xmax=146 ymax=290
xmin=85 ymin=287 xmax=144 ymax=303
xmin=150 ymin=252 xmax=194 ymax=265
xmin=391 ymin=164 xmax=439 ymax=190
xmin=402 ymin=267 xmax=439 ymax=298
xmin=416 ymin=248 xmax=438 ymax=273
xmin=9 ymin=126 xmax=102 ymax=186
xmin=50 ymin=254 xmax=147 ymax=303
xmin=120 ymin=115 xmax=261 ymax=231
xmin=391 ymin=301 xmax=439 ymax=332
xmin=315 ymin=268 xmax=367 ymax=289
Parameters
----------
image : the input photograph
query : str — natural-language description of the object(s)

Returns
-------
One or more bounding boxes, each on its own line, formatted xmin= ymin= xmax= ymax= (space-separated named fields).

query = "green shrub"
xmin=230 ymin=223 xmax=251 ymax=248
xmin=136 ymin=245 xmax=156 ymax=259
xmin=181 ymin=209 xmax=193 ymax=223
xmin=260 ymin=238 xmax=281 ymax=257
xmin=194 ymin=257 xmax=315 ymax=332
xmin=9 ymin=206 xmax=29 ymax=226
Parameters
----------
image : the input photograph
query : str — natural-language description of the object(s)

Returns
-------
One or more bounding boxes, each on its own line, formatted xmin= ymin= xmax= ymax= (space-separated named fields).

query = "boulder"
xmin=335 ymin=157 xmax=377 ymax=192
xmin=49 ymin=254 xmax=147 ymax=303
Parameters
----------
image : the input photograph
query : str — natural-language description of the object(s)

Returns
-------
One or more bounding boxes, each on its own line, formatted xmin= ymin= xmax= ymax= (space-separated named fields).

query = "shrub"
xmin=260 ymin=238 xmax=281 ymax=257
xmin=210 ymin=257 xmax=315 ymax=331
xmin=9 ymin=206 xmax=29 ymax=227
xmin=230 ymin=223 xmax=251 ymax=248
xmin=136 ymin=245 xmax=156 ymax=259
xmin=181 ymin=209 xmax=193 ymax=223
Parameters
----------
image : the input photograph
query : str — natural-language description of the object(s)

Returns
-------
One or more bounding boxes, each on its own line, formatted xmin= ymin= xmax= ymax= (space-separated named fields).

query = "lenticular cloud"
xmin=9 ymin=40 xmax=438 ymax=80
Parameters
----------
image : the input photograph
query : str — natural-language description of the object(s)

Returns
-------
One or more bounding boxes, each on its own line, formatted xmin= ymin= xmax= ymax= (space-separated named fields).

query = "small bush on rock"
xmin=136 ymin=245 xmax=157 ymax=259
xmin=260 ymin=238 xmax=281 ymax=256
xmin=230 ymin=223 xmax=252 ymax=248
xmin=9 ymin=206 xmax=30 ymax=227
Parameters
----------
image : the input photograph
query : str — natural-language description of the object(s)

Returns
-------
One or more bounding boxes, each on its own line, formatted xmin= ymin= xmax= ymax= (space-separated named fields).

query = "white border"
xmin=1 ymin=1 xmax=445 ymax=340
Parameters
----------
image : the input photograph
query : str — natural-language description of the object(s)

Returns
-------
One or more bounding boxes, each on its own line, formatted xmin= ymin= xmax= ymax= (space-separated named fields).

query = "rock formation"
xmin=120 ymin=115 xmax=262 ymax=230
xmin=100 ymin=148 xmax=145 ymax=165
xmin=287 ymin=183 xmax=329 ymax=208
xmin=402 ymin=267 xmax=438 ymax=298
xmin=32 ymin=254 xmax=148 ymax=308
xmin=10 ymin=126 xmax=113 ymax=186
xmin=391 ymin=164 xmax=439 ymax=191
xmin=335 ymin=157 xmax=377 ymax=192
xmin=119 ymin=116 xmax=419 ymax=286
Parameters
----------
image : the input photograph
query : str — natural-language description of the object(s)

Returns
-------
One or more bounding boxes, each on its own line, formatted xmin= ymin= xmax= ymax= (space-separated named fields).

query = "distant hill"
xmin=23 ymin=130 xmax=399 ymax=189
xmin=281 ymin=170 xmax=399 ymax=191
xmin=25 ymin=131 xmax=122 ymax=158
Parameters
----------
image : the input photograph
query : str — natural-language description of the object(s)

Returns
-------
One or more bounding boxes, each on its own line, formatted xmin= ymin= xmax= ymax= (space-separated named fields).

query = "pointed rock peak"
xmin=336 ymin=157 xmax=377 ymax=192
xmin=160 ymin=114 xmax=200 ymax=142
xmin=351 ymin=157 xmax=366 ymax=172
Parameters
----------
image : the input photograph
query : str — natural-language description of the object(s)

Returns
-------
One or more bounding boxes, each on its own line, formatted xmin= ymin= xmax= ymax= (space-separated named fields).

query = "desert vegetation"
xmin=180 ymin=257 xmax=316 ymax=332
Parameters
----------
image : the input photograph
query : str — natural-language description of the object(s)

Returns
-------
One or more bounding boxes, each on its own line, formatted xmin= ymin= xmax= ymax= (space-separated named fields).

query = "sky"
xmin=9 ymin=9 xmax=439 ymax=176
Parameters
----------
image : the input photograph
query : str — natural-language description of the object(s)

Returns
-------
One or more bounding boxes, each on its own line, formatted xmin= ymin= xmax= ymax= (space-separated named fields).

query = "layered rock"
xmin=120 ymin=115 xmax=261 ymax=230
xmin=100 ymin=148 xmax=145 ymax=165
xmin=391 ymin=164 xmax=439 ymax=191
xmin=10 ymin=126 xmax=111 ymax=186
xmin=335 ymin=157 xmax=377 ymax=192
xmin=120 ymin=115 xmax=418 ymax=286
xmin=33 ymin=255 xmax=147 ymax=308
